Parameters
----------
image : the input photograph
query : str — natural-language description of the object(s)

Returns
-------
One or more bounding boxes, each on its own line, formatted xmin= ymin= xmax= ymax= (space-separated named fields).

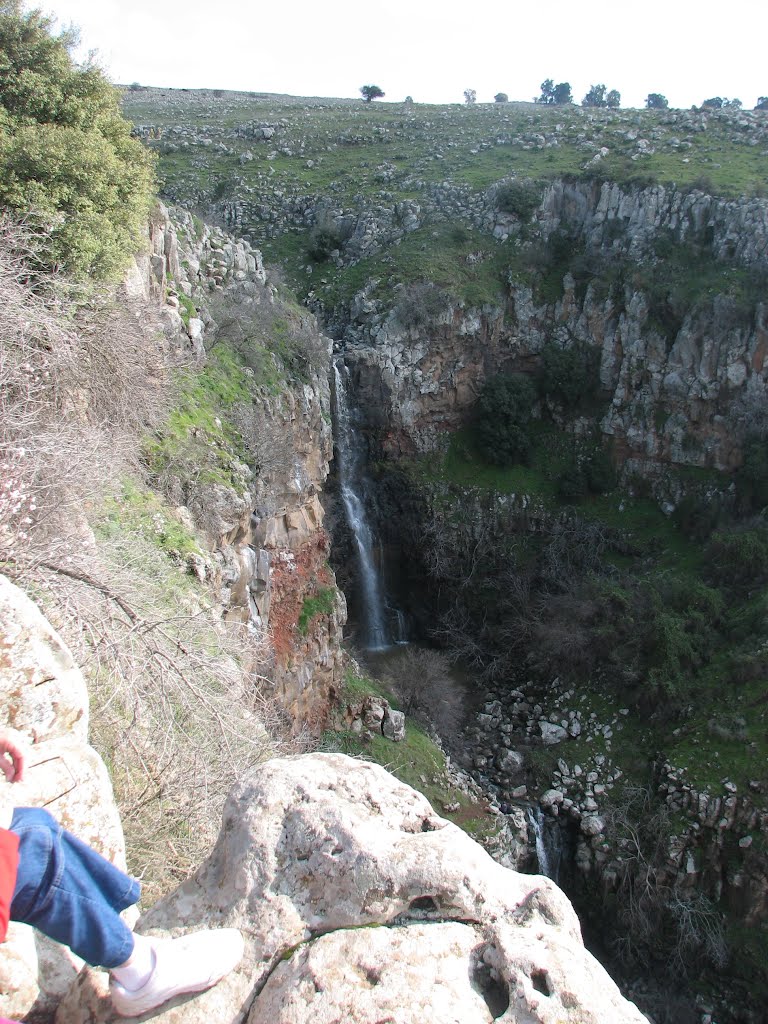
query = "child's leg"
xmin=9 ymin=807 xmax=139 ymax=968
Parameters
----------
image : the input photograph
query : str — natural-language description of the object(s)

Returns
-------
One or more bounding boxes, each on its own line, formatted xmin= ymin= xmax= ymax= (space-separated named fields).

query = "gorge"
xmin=2 ymin=60 xmax=768 ymax=1024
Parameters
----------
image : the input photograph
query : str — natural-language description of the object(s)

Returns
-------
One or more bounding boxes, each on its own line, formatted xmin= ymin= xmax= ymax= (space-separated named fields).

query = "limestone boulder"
xmin=60 ymin=753 xmax=647 ymax=1024
xmin=0 ymin=574 xmax=89 ymax=743
xmin=256 ymin=922 xmax=499 ymax=1023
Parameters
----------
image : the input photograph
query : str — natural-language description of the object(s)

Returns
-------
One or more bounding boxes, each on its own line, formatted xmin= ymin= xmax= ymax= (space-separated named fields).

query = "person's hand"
xmin=0 ymin=730 xmax=25 ymax=783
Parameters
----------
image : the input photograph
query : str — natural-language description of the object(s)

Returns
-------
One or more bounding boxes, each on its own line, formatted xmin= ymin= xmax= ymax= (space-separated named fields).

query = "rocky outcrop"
xmin=0 ymin=576 xmax=131 ymax=1023
xmin=538 ymin=180 xmax=768 ymax=266
xmin=124 ymin=206 xmax=346 ymax=730
xmin=336 ymin=266 xmax=767 ymax=483
xmin=59 ymin=753 xmax=648 ymax=1024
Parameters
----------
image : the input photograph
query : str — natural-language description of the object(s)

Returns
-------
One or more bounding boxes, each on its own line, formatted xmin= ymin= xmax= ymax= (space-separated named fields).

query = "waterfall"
xmin=527 ymin=806 xmax=560 ymax=882
xmin=332 ymin=359 xmax=390 ymax=650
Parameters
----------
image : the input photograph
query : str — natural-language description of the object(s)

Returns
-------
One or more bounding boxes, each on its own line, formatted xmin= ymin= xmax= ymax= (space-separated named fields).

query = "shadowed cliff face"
xmin=138 ymin=206 xmax=348 ymax=730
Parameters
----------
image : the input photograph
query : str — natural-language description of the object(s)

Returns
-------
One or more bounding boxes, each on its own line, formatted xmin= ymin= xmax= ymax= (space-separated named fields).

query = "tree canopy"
xmin=360 ymin=84 xmax=384 ymax=102
xmin=645 ymin=92 xmax=669 ymax=109
xmin=474 ymin=373 xmax=536 ymax=466
xmin=582 ymin=84 xmax=608 ymax=107
xmin=0 ymin=0 xmax=155 ymax=278
xmin=537 ymin=79 xmax=572 ymax=105
xmin=582 ymin=84 xmax=621 ymax=109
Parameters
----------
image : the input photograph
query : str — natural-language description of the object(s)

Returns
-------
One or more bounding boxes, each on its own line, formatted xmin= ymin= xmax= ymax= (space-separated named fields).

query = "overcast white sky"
xmin=44 ymin=0 xmax=767 ymax=110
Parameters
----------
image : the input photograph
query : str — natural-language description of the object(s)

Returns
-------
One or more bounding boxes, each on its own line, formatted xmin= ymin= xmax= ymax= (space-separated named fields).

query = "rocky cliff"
xmin=328 ymin=180 xmax=768 ymax=494
xmin=134 ymin=204 xmax=346 ymax=728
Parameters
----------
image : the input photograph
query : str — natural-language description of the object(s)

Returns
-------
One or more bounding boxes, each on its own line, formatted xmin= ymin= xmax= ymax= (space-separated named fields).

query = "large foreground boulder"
xmin=60 ymin=753 xmax=647 ymax=1024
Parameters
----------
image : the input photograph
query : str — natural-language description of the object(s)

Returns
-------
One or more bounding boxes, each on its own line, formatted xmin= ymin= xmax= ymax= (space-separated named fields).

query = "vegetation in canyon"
xmin=3 ymin=16 xmax=768 ymax=1018
xmin=116 ymin=82 xmax=768 ymax=1022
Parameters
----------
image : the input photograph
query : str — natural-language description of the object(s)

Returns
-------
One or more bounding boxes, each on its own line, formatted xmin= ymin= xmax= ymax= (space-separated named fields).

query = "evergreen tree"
xmin=0 ymin=0 xmax=155 ymax=278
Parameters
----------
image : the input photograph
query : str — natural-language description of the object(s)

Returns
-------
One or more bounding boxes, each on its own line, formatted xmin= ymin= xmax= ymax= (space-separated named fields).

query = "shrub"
xmin=539 ymin=340 xmax=601 ymax=412
xmin=495 ymin=179 xmax=541 ymax=219
xmin=381 ymin=647 xmax=463 ymax=738
xmin=672 ymin=493 xmax=724 ymax=541
xmin=0 ymin=2 xmax=155 ymax=278
xmin=706 ymin=523 xmax=768 ymax=587
xmin=737 ymin=437 xmax=768 ymax=513
xmin=584 ymin=443 xmax=617 ymax=494
xmin=307 ymin=224 xmax=343 ymax=261
xmin=494 ymin=92 xmax=508 ymax=103
xmin=556 ymin=464 xmax=588 ymax=502
xmin=394 ymin=282 xmax=452 ymax=329
xmin=474 ymin=373 xmax=536 ymax=466
xmin=0 ymin=216 xmax=168 ymax=558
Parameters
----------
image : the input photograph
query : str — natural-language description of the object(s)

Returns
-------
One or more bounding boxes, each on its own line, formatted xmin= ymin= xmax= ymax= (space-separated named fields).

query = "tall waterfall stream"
xmin=332 ymin=359 xmax=392 ymax=650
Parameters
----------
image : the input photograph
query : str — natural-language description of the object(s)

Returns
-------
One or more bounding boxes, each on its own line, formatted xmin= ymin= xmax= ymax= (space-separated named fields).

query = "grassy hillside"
xmin=124 ymin=89 xmax=768 ymax=205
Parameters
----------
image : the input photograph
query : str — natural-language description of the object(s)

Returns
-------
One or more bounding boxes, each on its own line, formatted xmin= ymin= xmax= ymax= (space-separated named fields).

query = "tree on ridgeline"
xmin=494 ymin=92 xmax=508 ymax=103
xmin=0 ymin=0 xmax=155 ymax=278
xmin=582 ymin=84 xmax=621 ymax=108
xmin=756 ymin=97 xmax=768 ymax=110
xmin=646 ymin=92 xmax=669 ymax=109
xmin=582 ymin=83 xmax=608 ymax=107
xmin=360 ymin=84 xmax=385 ymax=102
xmin=537 ymin=79 xmax=572 ymax=105
xmin=702 ymin=97 xmax=742 ymax=109
xmin=463 ymin=88 xmax=477 ymax=104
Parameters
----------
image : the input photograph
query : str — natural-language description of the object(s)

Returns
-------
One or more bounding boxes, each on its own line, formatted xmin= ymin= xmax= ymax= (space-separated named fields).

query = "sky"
xmin=42 ymin=0 xmax=767 ymax=110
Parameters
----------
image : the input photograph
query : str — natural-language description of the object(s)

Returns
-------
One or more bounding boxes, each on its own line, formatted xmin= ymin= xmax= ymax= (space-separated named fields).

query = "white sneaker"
xmin=110 ymin=928 xmax=245 ymax=1017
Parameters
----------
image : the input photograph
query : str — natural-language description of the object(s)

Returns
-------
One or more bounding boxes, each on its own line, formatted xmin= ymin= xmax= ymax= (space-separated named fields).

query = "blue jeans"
xmin=9 ymin=807 xmax=139 ymax=968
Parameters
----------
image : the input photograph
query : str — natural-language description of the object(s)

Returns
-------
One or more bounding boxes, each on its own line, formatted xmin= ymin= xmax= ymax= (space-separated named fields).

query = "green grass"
xmin=176 ymin=292 xmax=197 ymax=328
xmin=123 ymin=91 xmax=768 ymax=227
xmin=143 ymin=342 xmax=253 ymax=489
xmin=298 ymin=587 xmax=337 ymax=635
xmin=279 ymin=222 xmax=514 ymax=310
xmin=95 ymin=478 xmax=203 ymax=561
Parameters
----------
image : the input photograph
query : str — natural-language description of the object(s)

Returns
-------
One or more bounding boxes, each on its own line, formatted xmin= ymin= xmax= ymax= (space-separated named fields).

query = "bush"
xmin=474 ymin=373 xmax=536 ymax=466
xmin=706 ymin=523 xmax=768 ymax=587
xmin=381 ymin=647 xmax=463 ymax=738
xmin=539 ymin=340 xmax=601 ymax=412
xmin=0 ymin=3 xmax=155 ymax=278
xmin=737 ymin=437 xmax=768 ymax=513
xmin=556 ymin=464 xmax=588 ymax=502
xmin=495 ymin=179 xmax=541 ymax=219
xmin=394 ymin=282 xmax=452 ymax=329
xmin=583 ymin=443 xmax=617 ymax=494
xmin=307 ymin=224 xmax=343 ymax=261
xmin=0 ymin=216 xmax=168 ymax=558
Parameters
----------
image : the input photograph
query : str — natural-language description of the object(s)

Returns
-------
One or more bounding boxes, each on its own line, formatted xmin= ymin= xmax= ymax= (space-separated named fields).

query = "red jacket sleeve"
xmin=0 ymin=828 xmax=20 ymax=942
